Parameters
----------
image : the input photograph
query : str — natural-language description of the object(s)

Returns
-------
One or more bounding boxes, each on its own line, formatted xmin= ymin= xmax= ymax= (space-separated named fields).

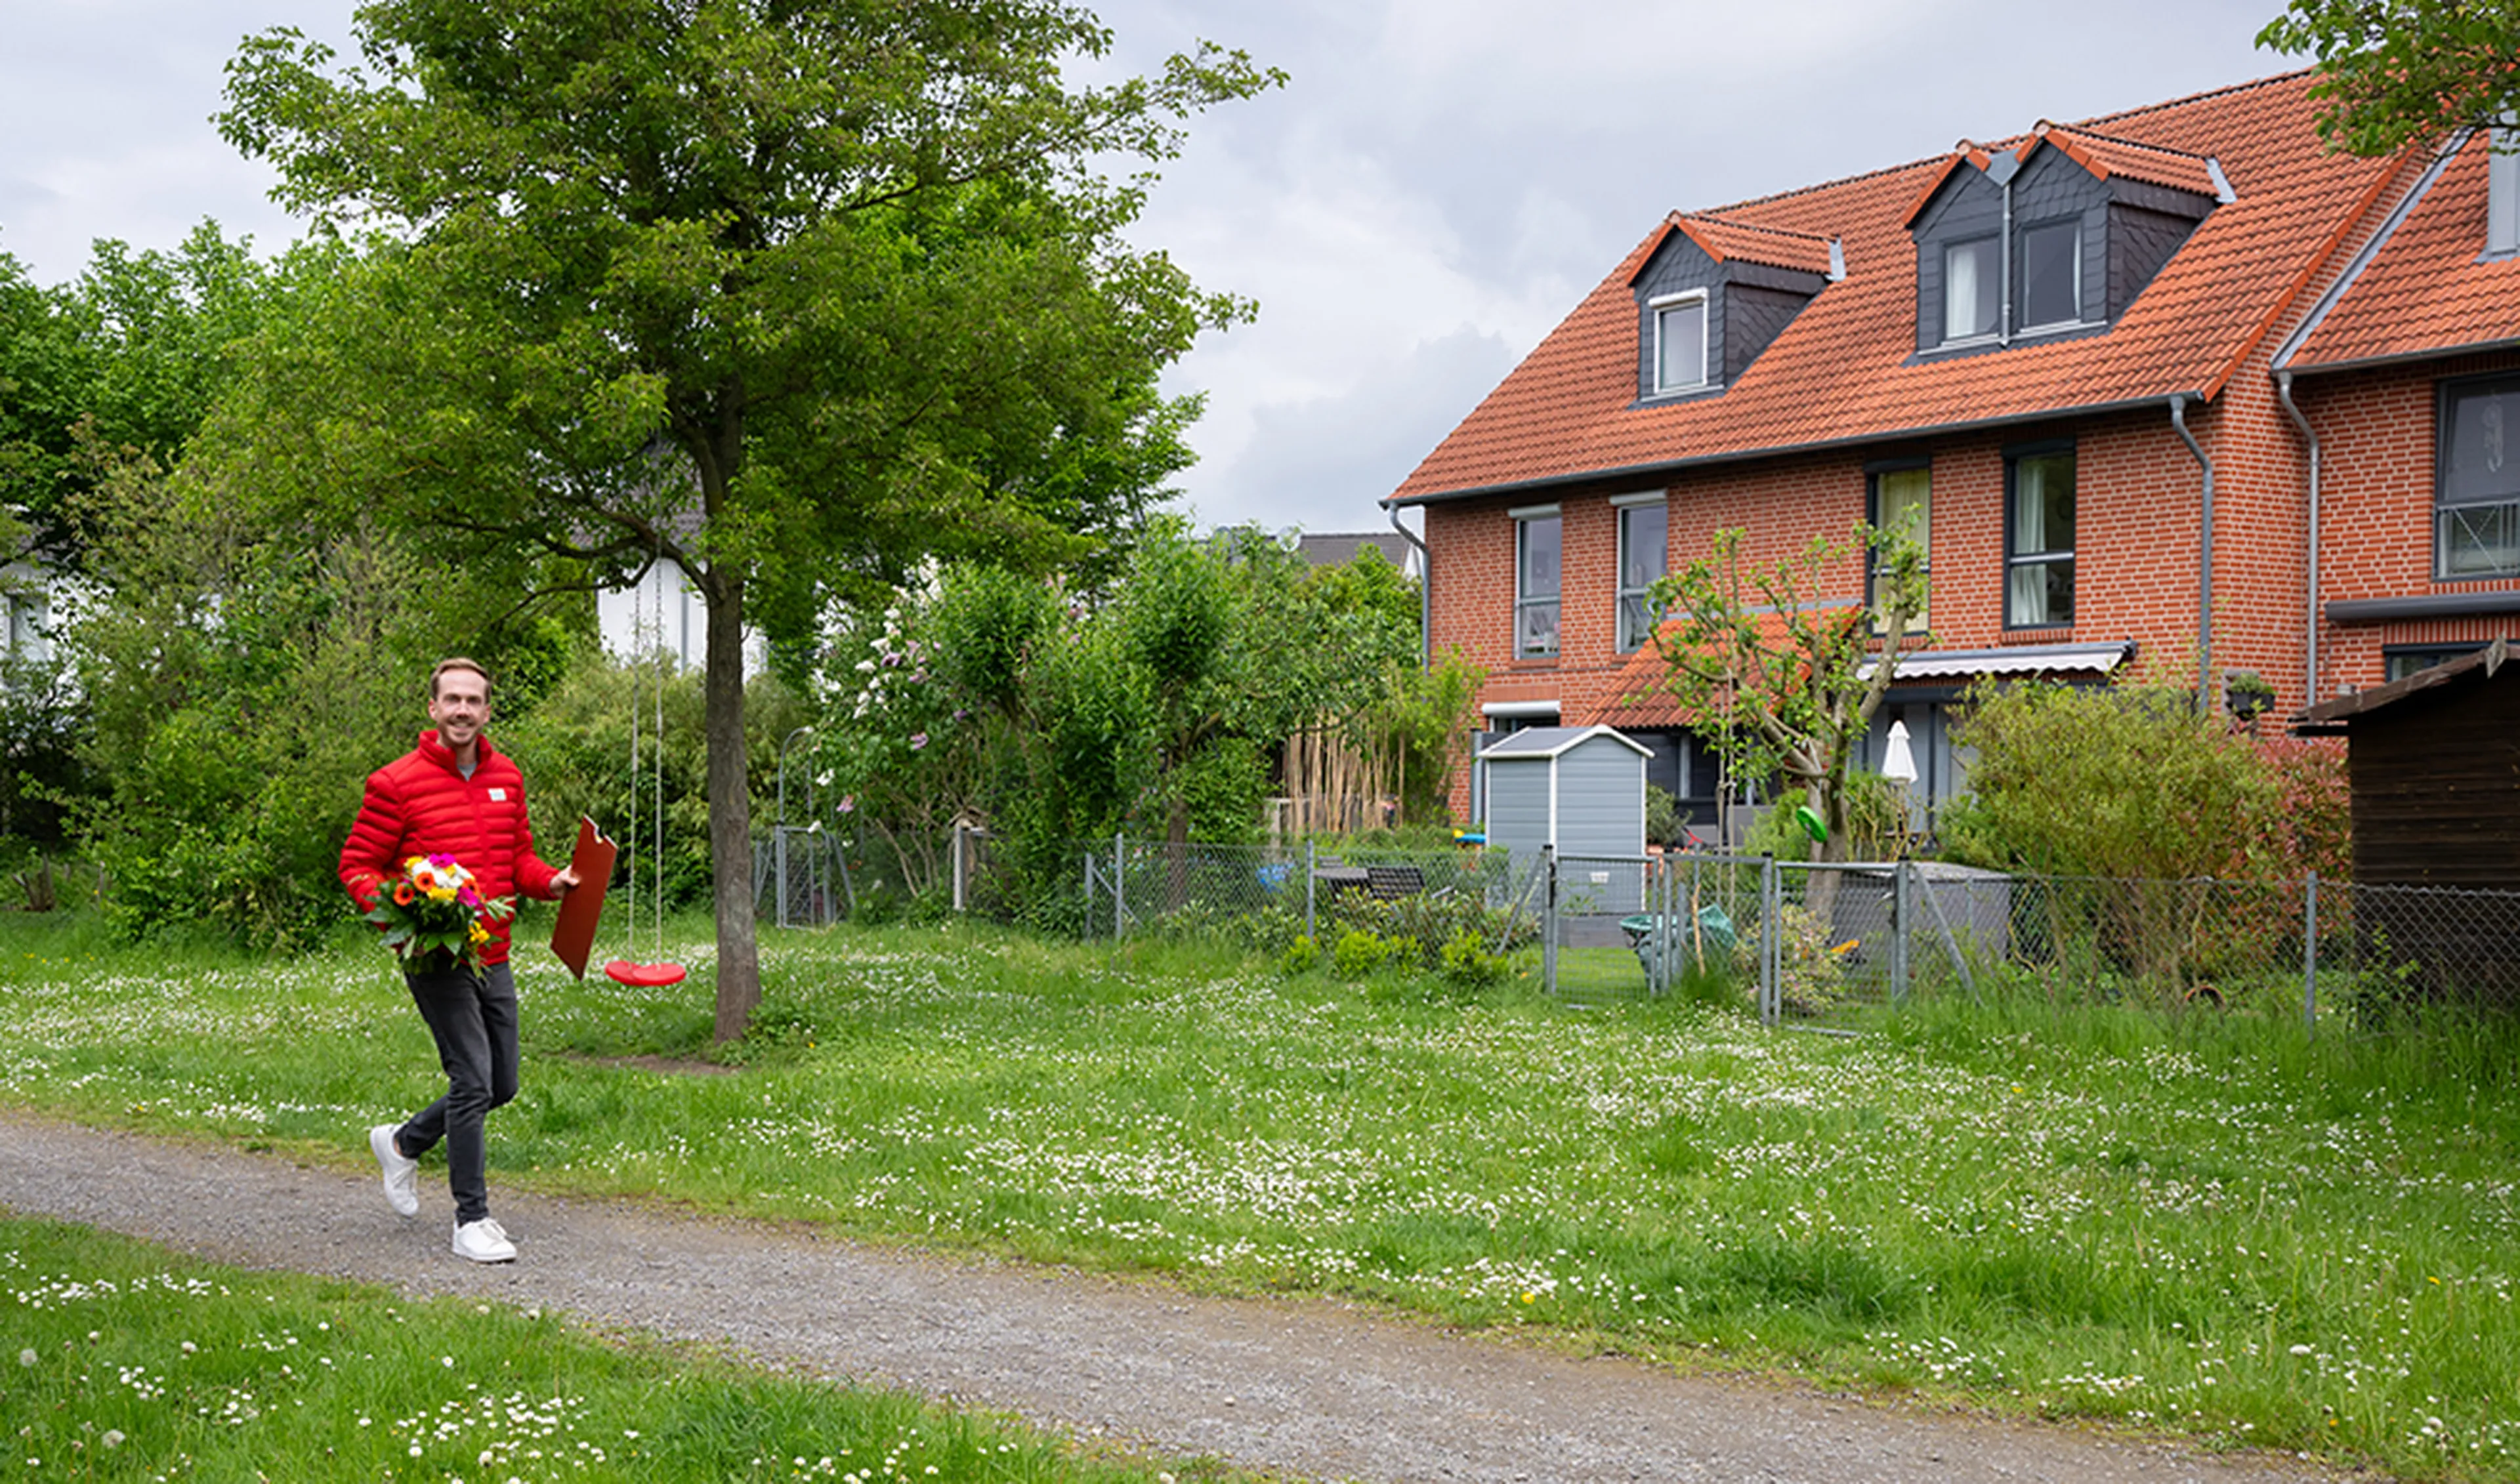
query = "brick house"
xmin=1381 ymin=71 xmax=2520 ymax=833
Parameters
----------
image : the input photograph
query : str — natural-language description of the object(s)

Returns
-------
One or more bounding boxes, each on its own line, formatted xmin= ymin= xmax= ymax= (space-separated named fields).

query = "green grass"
xmin=0 ymin=1213 xmax=1243 ymax=1482
xmin=5 ymin=909 xmax=2520 ymax=1479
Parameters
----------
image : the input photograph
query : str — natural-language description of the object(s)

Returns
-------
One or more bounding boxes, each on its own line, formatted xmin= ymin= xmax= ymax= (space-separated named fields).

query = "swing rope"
xmin=606 ymin=556 xmax=687 ymax=989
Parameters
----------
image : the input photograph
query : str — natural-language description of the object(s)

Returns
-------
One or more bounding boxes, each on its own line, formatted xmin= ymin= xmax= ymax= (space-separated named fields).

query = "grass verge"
xmin=3 ymin=909 xmax=2517 ymax=1479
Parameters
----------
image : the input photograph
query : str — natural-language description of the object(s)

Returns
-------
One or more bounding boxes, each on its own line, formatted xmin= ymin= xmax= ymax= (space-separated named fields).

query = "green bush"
xmin=1438 ymin=929 xmax=1509 ymax=986
xmin=1332 ymin=928 xmax=1399 ymax=978
xmin=1279 ymin=933 xmax=1322 ymax=976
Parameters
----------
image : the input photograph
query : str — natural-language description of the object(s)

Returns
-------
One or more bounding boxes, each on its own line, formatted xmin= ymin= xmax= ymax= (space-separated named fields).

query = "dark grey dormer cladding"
xmin=1911 ymin=138 xmax=2217 ymax=356
xmin=1631 ymin=228 xmax=1829 ymax=403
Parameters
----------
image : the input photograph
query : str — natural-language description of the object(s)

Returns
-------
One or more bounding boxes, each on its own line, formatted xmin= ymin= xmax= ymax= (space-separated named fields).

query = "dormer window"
xmin=1908 ymin=125 xmax=2222 ymax=356
xmin=1942 ymin=237 xmax=1998 ymax=342
xmin=2019 ymin=219 xmax=2082 ymax=329
xmin=1631 ymin=214 xmax=1838 ymax=403
xmin=1652 ymin=294 xmax=1709 ymax=393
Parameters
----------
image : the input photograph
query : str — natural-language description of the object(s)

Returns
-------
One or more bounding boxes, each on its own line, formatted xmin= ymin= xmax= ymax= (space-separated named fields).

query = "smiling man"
xmin=339 ymin=657 xmax=577 ymax=1262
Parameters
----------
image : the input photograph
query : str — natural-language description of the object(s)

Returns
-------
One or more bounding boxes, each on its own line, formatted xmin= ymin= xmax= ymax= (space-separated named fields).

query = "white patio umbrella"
xmin=1881 ymin=718 xmax=1918 ymax=785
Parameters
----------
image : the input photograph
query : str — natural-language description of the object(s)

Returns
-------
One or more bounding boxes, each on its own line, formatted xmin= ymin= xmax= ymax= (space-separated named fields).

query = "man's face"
xmin=429 ymin=669 xmax=491 ymax=750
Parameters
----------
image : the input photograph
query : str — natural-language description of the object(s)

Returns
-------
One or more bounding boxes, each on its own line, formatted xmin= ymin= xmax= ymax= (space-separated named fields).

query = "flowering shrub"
xmin=362 ymin=854 xmax=513 ymax=972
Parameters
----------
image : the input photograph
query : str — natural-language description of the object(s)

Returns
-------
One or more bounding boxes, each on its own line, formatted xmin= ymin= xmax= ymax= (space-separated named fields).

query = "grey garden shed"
xmin=1480 ymin=725 xmax=1652 ymax=914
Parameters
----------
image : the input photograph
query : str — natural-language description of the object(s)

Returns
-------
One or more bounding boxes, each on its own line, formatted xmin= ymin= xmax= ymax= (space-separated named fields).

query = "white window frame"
xmin=1648 ymin=291 xmax=1710 ymax=394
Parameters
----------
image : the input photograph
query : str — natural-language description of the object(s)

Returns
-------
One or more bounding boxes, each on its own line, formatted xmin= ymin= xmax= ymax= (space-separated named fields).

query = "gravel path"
xmin=0 ymin=1111 xmax=2372 ymax=1484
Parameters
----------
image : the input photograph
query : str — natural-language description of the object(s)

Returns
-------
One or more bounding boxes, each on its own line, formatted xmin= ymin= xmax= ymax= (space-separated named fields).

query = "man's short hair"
xmin=429 ymin=657 xmax=493 ymax=703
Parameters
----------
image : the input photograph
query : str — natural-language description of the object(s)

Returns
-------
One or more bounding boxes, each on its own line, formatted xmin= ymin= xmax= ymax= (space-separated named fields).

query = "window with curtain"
xmin=2439 ymin=375 xmax=2520 ymax=578
xmin=1868 ymin=464 xmax=1931 ymax=632
xmin=2006 ymin=447 xmax=2075 ymax=626
xmin=1616 ymin=501 xmax=1667 ymax=651
xmin=1654 ymin=296 xmax=1707 ymax=393
xmin=2019 ymin=219 xmax=2080 ymax=329
xmin=1517 ymin=513 xmax=1561 ymax=657
xmin=1943 ymin=237 xmax=1998 ymax=342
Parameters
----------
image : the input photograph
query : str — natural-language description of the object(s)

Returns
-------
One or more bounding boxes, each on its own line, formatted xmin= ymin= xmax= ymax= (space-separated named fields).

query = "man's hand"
xmin=551 ymin=867 xmax=580 ymax=894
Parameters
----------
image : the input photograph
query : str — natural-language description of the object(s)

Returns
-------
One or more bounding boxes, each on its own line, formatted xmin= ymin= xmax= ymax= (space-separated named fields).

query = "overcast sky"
xmin=1 ymin=0 xmax=2294 ymax=537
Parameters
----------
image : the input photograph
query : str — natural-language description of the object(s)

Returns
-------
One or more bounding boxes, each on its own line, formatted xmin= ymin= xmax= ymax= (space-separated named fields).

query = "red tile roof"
xmin=1391 ymin=72 xmax=2401 ymax=506
xmin=2027 ymin=124 xmax=2228 ymax=200
xmin=1654 ymin=214 xmax=1839 ymax=278
xmin=2284 ymin=129 xmax=2520 ymax=370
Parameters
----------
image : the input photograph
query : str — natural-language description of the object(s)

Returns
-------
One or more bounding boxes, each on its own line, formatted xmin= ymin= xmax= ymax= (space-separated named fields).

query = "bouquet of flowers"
xmin=364 ymin=854 xmax=514 ymax=972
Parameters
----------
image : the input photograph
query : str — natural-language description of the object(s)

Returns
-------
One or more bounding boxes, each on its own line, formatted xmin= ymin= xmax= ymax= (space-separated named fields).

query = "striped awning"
xmin=1862 ymin=641 xmax=2133 ymax=683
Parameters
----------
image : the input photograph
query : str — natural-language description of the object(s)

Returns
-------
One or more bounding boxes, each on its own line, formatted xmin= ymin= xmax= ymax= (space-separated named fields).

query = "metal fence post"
xmin=1542 ymin=844 xmax=1559 ymax=995
xmin=1305 ymin=840 xmax=1317 ymax=942
xmin=775 ymin=827 xmax=791 ymax=929
xmin=1761 ymin=855 xmax=1781 ymax=1026
xmin=2303 ymin=870 xmax=2319 ymax=1033
xmin=1113 ymin=832 xmax=1126 ymax=941
xmin=952 ymin=821 xmax=967 ymax=914
xmin=1890 ymin=861 xmax=1912 ymax=1006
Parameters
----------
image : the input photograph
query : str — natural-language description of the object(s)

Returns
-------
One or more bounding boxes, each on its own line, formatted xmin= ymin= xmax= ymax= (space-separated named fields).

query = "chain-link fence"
xmin=1071 ymin=835 xmax=1539 ymax=953
xmin=760 ymin=822 xmax=2520 ymax=1030
xmin=755 ymin=825 xmax=848 ymax=928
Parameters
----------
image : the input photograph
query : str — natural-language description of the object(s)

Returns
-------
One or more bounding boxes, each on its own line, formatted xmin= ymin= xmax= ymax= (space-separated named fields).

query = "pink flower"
xmin=838 ymin=795 xmax=856 ymax=814
xmin=909 ymin=733 xmax=929 ymax=751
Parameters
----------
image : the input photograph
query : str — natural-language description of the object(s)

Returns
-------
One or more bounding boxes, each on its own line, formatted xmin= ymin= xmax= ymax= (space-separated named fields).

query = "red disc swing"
xmin=604 ymin=562 xmax=687 ymax=989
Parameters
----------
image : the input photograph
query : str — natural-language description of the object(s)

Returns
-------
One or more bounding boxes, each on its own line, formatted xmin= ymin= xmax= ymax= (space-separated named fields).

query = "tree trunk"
xmin=704 ymin=564 xmax=762 ymax=1042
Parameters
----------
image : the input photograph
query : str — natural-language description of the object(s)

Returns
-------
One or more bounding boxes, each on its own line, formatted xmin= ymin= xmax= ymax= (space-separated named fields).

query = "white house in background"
xmin=1 ymin=546 xmax=72 ymax=678
xmin=593 ymin=558 xmax=767 ymax=675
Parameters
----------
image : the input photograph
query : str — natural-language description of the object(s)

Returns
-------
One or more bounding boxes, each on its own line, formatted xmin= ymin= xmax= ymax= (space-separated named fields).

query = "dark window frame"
xmin=1614 ymin=498 xmax=1668 ymax=653
xmin=1515 ymin=511 xmax=1562 ymax=659
xmin=2435 ymin=372 xmax=2520 ymax=581
xmin=2003 ymin=440 xmax=2077 ymax=630
xmin=1941 ymin=235 xmax=2000 ymax=344
xmin=1865 ymin=457 xmax=1932 ymax=631
xmin=2016 ymin=216 xmax=2082 ymax=331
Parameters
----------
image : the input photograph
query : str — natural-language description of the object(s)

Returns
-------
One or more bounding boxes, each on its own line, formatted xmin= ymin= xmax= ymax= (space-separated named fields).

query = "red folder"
xmin=549 ymin=816 xmax=616 ymax=980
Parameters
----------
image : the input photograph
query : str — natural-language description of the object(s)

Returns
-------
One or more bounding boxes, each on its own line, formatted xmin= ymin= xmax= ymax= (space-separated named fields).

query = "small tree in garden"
xmin=1647 ymin=523 xmax=1927 ymax=864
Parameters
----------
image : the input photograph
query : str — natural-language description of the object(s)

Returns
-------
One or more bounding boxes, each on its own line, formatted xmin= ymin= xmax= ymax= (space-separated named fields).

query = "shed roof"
xmin=1480 ymin=724 xmax=1654 ymax=761
xmin=2296 ymin=636 xmax=2511 ymax=732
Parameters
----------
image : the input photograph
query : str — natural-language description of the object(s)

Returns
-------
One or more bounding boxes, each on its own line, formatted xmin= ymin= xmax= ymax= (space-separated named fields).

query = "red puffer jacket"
xmin=339 ymin=730 xmax=564 ymax=966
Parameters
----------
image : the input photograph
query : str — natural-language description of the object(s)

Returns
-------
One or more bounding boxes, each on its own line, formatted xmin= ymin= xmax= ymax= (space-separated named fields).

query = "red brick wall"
xmin=2288 ymin=350 xmax=2520 ymax=693
xmin=1416 ymin=370 xmax=2519 ymax=821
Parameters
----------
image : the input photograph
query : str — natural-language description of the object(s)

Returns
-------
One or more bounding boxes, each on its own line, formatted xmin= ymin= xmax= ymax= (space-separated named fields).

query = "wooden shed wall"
xmin=2347 ymin=676 xmax=2520 ymax=890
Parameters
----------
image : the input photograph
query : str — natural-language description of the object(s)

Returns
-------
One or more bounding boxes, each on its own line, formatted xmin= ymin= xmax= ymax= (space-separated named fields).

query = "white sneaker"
xmin=369 ymin=1125 xmax=419 ymax=1218
xmin=452 ymin=1218 xmax=516 ymax=1264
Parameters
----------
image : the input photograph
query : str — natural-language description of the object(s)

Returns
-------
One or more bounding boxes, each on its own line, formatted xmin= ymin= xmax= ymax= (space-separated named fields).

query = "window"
xmin=1 ymin=588 xmax=47 ymax=665
xmin=2439 ymin=375 xmax=2520 ymax=578
xmin=2006 ymin=447 xmax=2075 ymax=627
xmin=1515 ymin=510 xmax=1561 ymax=658
xmin=1942 ymin=237 xmax=1998 ymax=342
xmin=1868 ymin=464 xmax=1931 ymax=632
xmin=2018 ymin=219 xmax=2080 ymax=329
xmin=1615 ymin=499 xmax=1667 ymax=651
xmin=2384 ymin=642 xmax=2490 ymax=682
xmin=1652 ymin=295 xmax=1707 ymax=393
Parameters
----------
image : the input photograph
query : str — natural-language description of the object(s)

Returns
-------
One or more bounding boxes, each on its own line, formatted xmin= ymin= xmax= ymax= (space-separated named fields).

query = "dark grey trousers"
xmin=394 ymin=960 xmax=518 ymax=1227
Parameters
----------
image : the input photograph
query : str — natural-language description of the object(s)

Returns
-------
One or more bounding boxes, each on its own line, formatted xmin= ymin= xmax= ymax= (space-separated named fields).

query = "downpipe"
xmin=2277 ymin=371 xmax=2322 ymax=705
xmin=2170 ymin=394 xmax=2216 ymax=707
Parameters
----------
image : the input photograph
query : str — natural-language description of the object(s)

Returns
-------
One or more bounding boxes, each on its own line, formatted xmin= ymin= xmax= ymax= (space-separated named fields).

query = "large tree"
xmin=0 ymin=225 xmax=290 ymax=569
xmin=2259 ymin=0 xmax=2520 ymax=155
xmin=213 ymin=1 xmax=1278 ymax=1039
